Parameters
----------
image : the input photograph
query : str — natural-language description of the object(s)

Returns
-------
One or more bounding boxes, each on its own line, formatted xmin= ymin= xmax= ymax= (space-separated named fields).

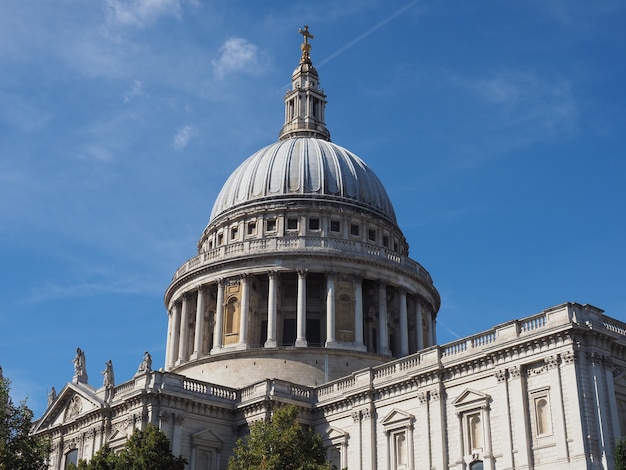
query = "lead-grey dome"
xmin=209 ymin=137 xmax=397 ymax=223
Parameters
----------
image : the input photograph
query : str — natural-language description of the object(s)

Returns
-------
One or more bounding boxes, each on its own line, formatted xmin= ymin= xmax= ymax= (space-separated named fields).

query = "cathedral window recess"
xmin=247 ymin=221 xmax=256 ymax=236
xmin=530 ymin=387 xmax=553 ymax=438
xmin=330 ymin=219 xmax=340 ymax=232
xmin=309 ymin=217 xmax=320 ymax=231
xmin=217 ymin=233 xmax=224 ymax=246
xmin=350 ymin=223 xmax=360 ymax=236
xmin=191 ymin=428 xmax=223 ymax=470
xmin=266 ymin=219 xmax=276 ymax=232
xmin=64 ymin=449 xmax=79 ymax=468
xmin=230 ymin=226 xmax=238 ymax=241
xmin=287 ymin=217 xmax=298 ymax=230
xmin=323 ymin=427 xmax=349 ymax=470
xmin=368 ymin=228 xmax=376 ymax=242
xmin=382 ymin=409 xmax=414 ymax=470
xmin=452 ymin=389 xmax=492 ymax=466
xmin=383 ymin=235 xmax=389 ymax=247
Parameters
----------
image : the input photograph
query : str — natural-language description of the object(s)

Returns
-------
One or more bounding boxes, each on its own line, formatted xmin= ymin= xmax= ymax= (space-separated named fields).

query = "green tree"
xmin=74 ymin=445 xmax=117 ymax=470
xmin=0 ymin=369 xmax=50 ymax=470
xmin=617 ymin=437 xmax=626 ymax=470
xmin=71 ymin=424 xmax=185 ymax=470
xmin=228 ymin=405 xmax=333 ymax=470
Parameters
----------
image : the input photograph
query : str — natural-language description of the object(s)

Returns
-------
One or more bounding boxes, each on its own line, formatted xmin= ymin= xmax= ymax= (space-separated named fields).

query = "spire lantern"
xmin=279 ymin=26 xmax=330 ymax=141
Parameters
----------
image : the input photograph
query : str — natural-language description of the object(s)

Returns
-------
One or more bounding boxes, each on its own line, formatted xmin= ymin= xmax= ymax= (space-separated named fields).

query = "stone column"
xmin=265 ymin=271 xmax=278 ymax=348
xmin=238 ymin=275 xmax=249 ymax=348
xmin=398 ymin=288 xmax=408 ymax=356
xmin=417 ymin=392 xmax=432 ymax=470
xmin=508 ymin=365 xmax=530 ymax=469
xmin=426 ymin=311 xmax=434 ymax=347
xmin=191 ymin=286 xmax=206 ymax=360
xmin=416 ymin=301 xmax=424 ymax=351
xmin=325 ymin=272 xmax=336 ymax=347
xmin=176 ymin=294 xmax=190 ymax=366
xmin=165 ymin=304 xmax=176 ymax=370
xmin=495 ymin=369 xmax=513 ymax=470
xmin=545 ymin=355 xmax=569 ymax=462
xmin=211 ymin=279 xmax=225 ymax=353
xmin=430 ymin=386 xmax=448 ymax=470
xmin=349 ymin=410 xmax=362 ymax=470
xmin=590 ymin=352 xmax=611 ymax=468
xmin=378 ymin=282 xmax=391 ymax=355
xmin=354 ymin=276 xmax=365 ymax=350
xmin=295 ymin=269 xmax=308 ymax=347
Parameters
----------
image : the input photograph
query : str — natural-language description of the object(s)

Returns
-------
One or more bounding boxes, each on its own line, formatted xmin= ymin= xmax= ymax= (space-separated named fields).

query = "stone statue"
xmin=136 ymin=351 xmax=152 ymax=374
xmin=47 ymin=386 xmax=57 ymax=407
xmin=101 ymin=360 xmax=114 ymax=388
xmin=72 ymin=347 xmax=88 ymax=383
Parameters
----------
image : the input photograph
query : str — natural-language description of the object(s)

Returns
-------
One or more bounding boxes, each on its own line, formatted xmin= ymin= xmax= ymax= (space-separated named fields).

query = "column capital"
xmin=297 ymin=268 xmax=308 ymax=278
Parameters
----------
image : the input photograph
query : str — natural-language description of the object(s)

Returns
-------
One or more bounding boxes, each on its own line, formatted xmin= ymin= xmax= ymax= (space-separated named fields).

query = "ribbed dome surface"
xmin=209 ymin=137 xmax=397 ymax=223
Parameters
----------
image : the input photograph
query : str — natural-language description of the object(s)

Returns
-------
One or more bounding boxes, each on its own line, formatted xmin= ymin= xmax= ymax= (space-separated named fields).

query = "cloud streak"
xmin=105 ymin=0 xmax=183 ymax=27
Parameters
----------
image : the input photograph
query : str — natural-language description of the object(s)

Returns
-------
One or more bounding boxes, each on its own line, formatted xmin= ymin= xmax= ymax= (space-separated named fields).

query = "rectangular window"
xmin=287 ymin=217 xmax=298 ymax=230
xmin=383 ymin=235 xmax=389 ymax=247
xmin=394 ymin=431 xmax=408 ymax=469
xmin=350 ymin=223 xmax=360 ymax=236
xmin=368 ymin=228 xmax=376 ymax=241
xmin=534 ymin=395 xmax=553 ymax=436
xmin=309 ymin=218 xmax=320 ymax=230
xmin=330 ymin=220 xmax=340 ymax=232
xmin=468 ymin=413 xmax=483 ymax=451
xmin=266 ymin=219 xmax=276 ymax=232
xmin=247 ymin=221 xmax=256 ymax=235
xmin=231 ymin=226 xmax=239 ymax=240
xmin=217 ymin=233 xmax=224 ymax=245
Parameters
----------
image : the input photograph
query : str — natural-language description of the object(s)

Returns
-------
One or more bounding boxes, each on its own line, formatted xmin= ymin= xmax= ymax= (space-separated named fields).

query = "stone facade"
xmin=32 ymin=28 xmax=626 ymax=470
xmin=34 ymin=302 xmax=626 ymax=469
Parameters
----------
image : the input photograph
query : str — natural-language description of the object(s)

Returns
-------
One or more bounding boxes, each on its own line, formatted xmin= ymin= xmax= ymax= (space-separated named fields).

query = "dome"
xmin=209 ymin=137 xmax=397 ymax=224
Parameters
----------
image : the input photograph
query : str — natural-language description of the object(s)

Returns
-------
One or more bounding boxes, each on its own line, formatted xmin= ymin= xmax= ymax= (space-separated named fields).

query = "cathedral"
xmin=33 ymin=27 xmax=626 ymax=470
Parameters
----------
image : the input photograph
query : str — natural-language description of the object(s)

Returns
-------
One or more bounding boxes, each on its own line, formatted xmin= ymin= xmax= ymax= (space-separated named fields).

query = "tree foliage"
xmin=71 ymin=424 xmax=185 ymax=470
xmin=228 ymin=405 xmax=333 ymax=470
xmin=617 ymin=437 xmax=626 ymax=470
xmin=0 ymin=371 xmax=50 ymax=470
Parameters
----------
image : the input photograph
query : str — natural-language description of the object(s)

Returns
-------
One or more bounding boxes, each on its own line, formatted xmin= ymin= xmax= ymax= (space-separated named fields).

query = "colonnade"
xmin=165 ymin=270 xmax=436 ymax=371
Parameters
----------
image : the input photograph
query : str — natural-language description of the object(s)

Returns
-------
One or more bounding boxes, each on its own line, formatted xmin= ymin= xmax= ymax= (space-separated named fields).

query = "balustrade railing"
xmin=171 ymin=235 xmax=433 ymax=283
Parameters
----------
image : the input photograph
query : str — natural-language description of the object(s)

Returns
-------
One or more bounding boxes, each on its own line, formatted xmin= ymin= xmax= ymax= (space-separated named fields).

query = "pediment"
xmin=321 ymin=426 xmax=349 ymax=446
xmin=381 ymin=409 xmax=414 ymax=428
xmin=33 ymin=382 xmax=104 ymax=432
xmin=192 ymin=428 xmax=223 ymax=449
xmin=452 ymin=389 xmax=490 ymax=408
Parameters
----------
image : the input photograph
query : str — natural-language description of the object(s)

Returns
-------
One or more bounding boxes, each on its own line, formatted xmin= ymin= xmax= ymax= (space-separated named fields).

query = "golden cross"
xmin=298 ymin=25 xmax=314 ymax=44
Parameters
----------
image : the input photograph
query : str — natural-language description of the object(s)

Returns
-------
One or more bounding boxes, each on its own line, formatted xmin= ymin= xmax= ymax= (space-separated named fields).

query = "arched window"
xmin=64 ymin=449 xmax=78 ymax=469
xmin=469 ymin=460 xmax=484 ymax=470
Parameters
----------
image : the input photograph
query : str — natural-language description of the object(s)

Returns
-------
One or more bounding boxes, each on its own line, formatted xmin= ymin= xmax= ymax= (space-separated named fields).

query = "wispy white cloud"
xmin=212 ymin=38 xmax=260 ymax=78
xmin=173 ymin=125 xmax=197 ymax=150
xmin=471 ymin=71 xmax=579 ymax=136
xmin=104 ymin=0 xmax=183 ymax=27
xmin=124 ymin=79 xmax=144 ymax=102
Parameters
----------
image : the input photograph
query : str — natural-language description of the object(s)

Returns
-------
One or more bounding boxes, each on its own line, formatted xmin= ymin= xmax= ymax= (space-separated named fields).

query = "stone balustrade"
xmin=172 ymin=235 xmax=432 ymax=283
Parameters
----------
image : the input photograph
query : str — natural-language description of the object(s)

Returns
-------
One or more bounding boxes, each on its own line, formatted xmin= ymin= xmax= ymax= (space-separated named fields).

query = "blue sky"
xmin=1 ymin=0 xmax=624 ymax=417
